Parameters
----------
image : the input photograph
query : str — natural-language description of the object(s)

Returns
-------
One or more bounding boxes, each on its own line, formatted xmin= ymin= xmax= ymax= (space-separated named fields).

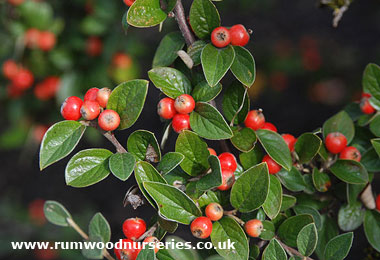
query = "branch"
xmin=137 ymin=224 xmax=158 ymax=241
xmin=173 ymin=0 xmax=195 ymax=46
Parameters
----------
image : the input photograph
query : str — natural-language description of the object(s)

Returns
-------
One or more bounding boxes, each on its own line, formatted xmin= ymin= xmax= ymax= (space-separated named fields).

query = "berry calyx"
xmin=245 ymin=110 xmax=265 ymax=130
xmin=12 ymin=68 xmax=34 ymax=90
xmin=205 ymin=203 xmax=223 ymax=221
xmin=86 ymin=37 xmax=103 ymax=57
xmin=262 ymin=155 xmax=281 ymax=174
xmin=80 ymin=101 xmax=100 ymax=120
xmin=376 ymin=194 xmax=380 ymax=211
xmin=211 ymin=27 xmax=231 ymax=48
xmin=208 ymin=148 xmax=217 ymax=156
xmin=325 ymin=132 xmax=347 ymax=154
xmin=230 ymin=24 xmax=250 ymax=47
xmin=98 ymin=109 xmax=120 ymax=131
xmin=122 ymin=218 xmax=147 ymax=241
xmin=244 ymin=219 xmax=263 ymax=237
xmin=84 ymin=88 xmax=100 ymax=101
xmin=190 ymin=216 xmax=213 ymax=239
xmin=172 ymin=114 xmax=190 ymax=133
xmin=261 ymin=122 xmax=277 ymax=132
xmin=2 ymin=60 xmax=19 ymax=79
xmin=123 ymin=0 xmax=135 ymax=7
xmin=143 ymin=236 xmax=160 ymax=253
xmin=114 ymin=239 xmax=138 ymax=260
xmin=218 ymin=152 xmax=237 ymax=172
xmin=282 ymin=134 xmax=297 ymax=152
xmin=174 ymin=94 xmax=195 ymax=114
xmin=38 ymin=31 xmax=56 ymax=51
xmin=339 ymin=146 xmax=361 ymax=162
xmin=217 ymin=168 xmax=235 ymax=191
xmin=360 ymin=98 xmax=376 ymax=114
xmin=96 ymin=87 xmax=111 ymax=108
xmin=157 ymin=97 xmax=176 ymax=119
xmin=61 ymin=96 xmax=83 ymax=121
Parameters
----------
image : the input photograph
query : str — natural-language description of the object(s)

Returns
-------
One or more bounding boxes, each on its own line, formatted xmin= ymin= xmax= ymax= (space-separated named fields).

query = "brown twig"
xmin=137 ymin=224 xmax=158 ymax=241
xmin=223 ymin=209 xmax=237 ymax=216
xmin=173 ymin=0 xmax=195 ymax=46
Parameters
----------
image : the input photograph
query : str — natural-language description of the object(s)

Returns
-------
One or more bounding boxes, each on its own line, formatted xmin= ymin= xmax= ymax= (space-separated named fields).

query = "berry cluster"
xmin=325 ymin=132 xmax=361 ymax=161
xmin=360 ymin=92 xmax=376 ymax=114
xmin=2 ymin=60 xmax=34 ymax=97
xmin=211 ymin=24 xmax=250 ymax=48
xmin=60 ymin=87 xmax=121 ymax=131
xmin=157 ymin=94 xmax=196 ymax=133
xmin=25 ymin=28 xmax=56 ymax=52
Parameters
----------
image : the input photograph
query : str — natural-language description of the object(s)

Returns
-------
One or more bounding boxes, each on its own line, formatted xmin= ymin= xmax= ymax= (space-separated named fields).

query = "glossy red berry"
xmin=34 ymin=76 xmax=60 ymax=100
xmin=205 ymin=203 xmax=223 ymax=221
xmin=114 ymin=238 xmax=138 ymax=260
xmin=211 ymin=27 xmax=231 ymax=48
xmin=123 ymin=0 xmax=135 ymax=7
xmin=282 ymin=134 xmax=297 ymax=152
xmin=360 ymin=98 xmax=376 ymax=114
xmin=208 ymin=148 xmax=217 ymax=156
xmin=190 ymin=217 xmax=213 ymax=239
xmin=86 ymin=37 xmax=103 ymax=57
xmin=174 ymin=94 xmax=195 ymax=114
xmin=2 ymin=60 xmax=19 ymax=79
xmin=245 ymin=110 xmax=265 ymax=130
xmin=244 ymin=219 xmax=263 ymax=237
xmin=172 ymin=114 xmax=190 ymax=133
xmin=24 ymin=28 xmax=40 ymax=48
xmin=84 ymin=88 xmax=99 ymax=101
xmin=143 ymin=236 xmax=160 ymax=253
xmin=98 ymin=109 xmax=120 ymax=131
xmin=325 ymin=132 xmax=347 ymax=154
xmin=12 ymin=68 xmax=34 ymax=90
xmin=112 ymin=53 xmax=132 ymax=68
xmin=230 ymin=24 xmax=250 ymax=46
xmin=81 ymin=101 xmax=100 ymax=120
xmin=96 ymin=87 xmax=111 ymax=108
xmin=362 ymin=92 xmax=371 ymax=98
xmin=61 ymin=96 xmax=83 ymax=120
xmin=261 ymin=122 xmax=277 ymax=132
xmin=218 ymin=152 xmax=237 ymax=172
xmin=217 ymin=169 xmax=235 ymax=191
xmin=262 ymin=155 xmax=281 ymax=174
xmin=339 ymin=146 xmax=361 ymax=162
xmin=38 ymin=31 xmax=56 ymax=51
xmin=376 ymin=194 xmax=380 ymax=211
xmin=157 ymin=97 xmax=176 ymax=119
xmin=122 ymin=218 xmax=147 ymax=241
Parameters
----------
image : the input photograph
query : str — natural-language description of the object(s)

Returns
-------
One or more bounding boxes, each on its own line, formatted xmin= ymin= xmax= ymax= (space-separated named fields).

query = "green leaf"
xmin=109 ymin=153 xmax=135 ymax=181
xmin=338 ymin=202 xmax=365 ymax=231
xmin=346 ymin=183 xmax=366 ymax=205
xmin=363 ymin=63 xmax=380 ymax=110
xmin=256 ymin=129 xmax=292 ymax=171
xmin=153 ymin=32 xmax=185 ymax=68
xmin=44 ymin=201 xmax=72 ymax=227
xmin=369 ymin=114 xmax=380 ymax=137
xmin=39 ymin=121 xmax=86 ymax=170
xmin=230 ymin=46 xmax=256 ymax=87
xmin=148 ymin=67 xmax=192 ymax=98
xmin=158 ymin=217 xmax=178 ymax=234
xmin=156 ymin=249 xmax=175 ymax=260
xmin=324 ymin=232 xmax=353 ymax=260
xmin=371 ymin=138 xmax=380 ymax=157
xmin=262 ymin=239 xmax=287 ymax=260
xmin=190 ymin=102 xmax=233 ymax=140
xmin=280 ymin=195 xmax=296 ymax=211
xmin=315 ymin=215 xmax=339 ymax=260
xmin=277 ymin=214 xmax=314 ymax=247
xmin=198 ymin=190 xmax=229 ymax=208
xmin=323 ymin=111 xmax=355 ymax=144
xmin=127 ymin=130 xmax=161 ymax=162
xmin=143 ymin=182 xmax=202 ymax=224
xmin=222 ymin=81 xmax=249 ymax=125
xmin=82 ymin=235 xmax=103 ymax=259
xmin=330 ymin=159 xmax=369 ymax=184
xmin=201 ymin=44 xmax=235 ymax=87
xmin=259 ymin=220 xmax=276 ymax=240
xmin=294 ymin=205 xmax=322 ymax=230
xmin=157 ymin=152 xmax=185 ymax=175
xmin=166 ymin=236 xmax=200 ymax=260
xmin=107 ymin=80 xmax=149 ymax=130
xmin=191 ymin=81 xmax=222 ymax=102
xmin=127 ymin=0 xmax=167 ymax=28
xmin=239 ymin=145 xmax=264 ymax=170
xmin=88 ymin=213 xmax=111 ymax=243
xmin=262 ymin=175 xmax=282 ymax=219
xmin=65 ymin=149 xmax=113 ymax=188
xmin=189 ymin=0 xmax=220 ymax=39
xmin=361 ymin=148 xmax=380 ymax=172
xmin=297 ymin=223 xmax=318 ymax=257
xmin=276 ymin=167 xmax=306 ymax=192
xmin=312 ymin=168 xmax=331 ymax=192
xmin=231 ymin=127 xmax=257 ymax=152
xmin=230 ymin=163 xmax=269 ymax=212
xmin=295 ymin=133 xmax=322 ymax=163
xmin=136 ymin=247 xmax=156 ymax=260
xmin=364 ymin=210 xmax=380 ymax=252
xmin=210 ymin=217 xmax=249 ymax=260
xmin=187 ymin=41 xmax=207 ymax=66
xmin=175 ymin=130 xmax=209 ymax=176
xmin=196 ymin=155 xmax=222 ymax=191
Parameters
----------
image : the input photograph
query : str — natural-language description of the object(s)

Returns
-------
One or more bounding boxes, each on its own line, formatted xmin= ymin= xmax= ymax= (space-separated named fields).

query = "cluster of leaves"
xmin=39 ymin=0 xmax=379 ymax=260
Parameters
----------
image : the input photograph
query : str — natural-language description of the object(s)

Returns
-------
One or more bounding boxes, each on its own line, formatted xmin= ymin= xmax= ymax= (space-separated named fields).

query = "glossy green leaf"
xmin=322 ymin=111 xmax=355 ymax=144
xmin=166 ymin=236 xmax=200 ymax=260
xmin=198 ymin=190 xmax=229 ymax=208
xmin=127 ymin=130 xmax=161 ymax=162
xmin=189 ymin=0 xmax=220 ymax=39
xmin=371 ymin=138 xmax=380 ymax=158
xmin=230 ymin=46 xmax=256 ymax=87
xmin=89 ymin=213 xmax=111 ymax=243
xmin=330 ymin=159 xmax=369 ymax=184
xmin=157 ymin=152 xmax=184 ymax=175
xmin=276 ymin=167 xmax=306 ymax=192
xmin=109 ymin=153 xmax=135 ymax=181
xmin=369 ymin=114 xmax=380 ymax=137
xmin=277 ymin=214 xmax=314 ymax=247
xmin=222 ymin=81 xmax=249 ymax=125
xmin=239 ymin=145 xmax=264 ymax=170
xmin=262 ymin=175 xmax=282 ymax=219
xmin=44 ymin=201 xmax=72 ymax=227
xmin=297 ymin=223 xmax=318 ymax=257
xmin=231 ymin=127 xmax=257 ymax=152
xmin=361 ymin=148 xmax=380 ymax=172
xmin=315 ymin=215 xmax=339 ymax=259
xmin=153 ymin=32 xmax=185 ymax=68
xmin=127 ymin=0 xmax=167 ymax=28
xmin=364 ymin=210 xmax=380 ymax=252
xmin=324 ymin=232 xmax=353 ymax=260
xmin=280 ymin=195 xmax=296 ymax=211
xmin=338 ymin=202 xmax=365 ymax=231
xmin=346 ymin=183 xmax=366 ymax=205
xmin=363 ymin=63 xmax=380 ymax=110
xmin=136 ymin=247 xmax=156 ymax=260
xmin=82 ymin=235 xmax=103 ymax=259
xmin=312 ymin=168 xmax=331 ymax=192
xmin=191 ymin=81 xmax=222 ymax=102
xmin=294 ymin=205 xmax=322 ymax=230
xmin=158 ymin=217 xmax=178 ymax=234
xmin=187 ymin=41 xmax=207 ymax=66
xmin=295 ymin=133 xmax=322 ymax=163
xmin=259 ymin=220 xmax=275 ymax=240
xmin=197 ymin=155 xmax=222 ymax=191
xmin=262 ymin=239 xmax=286 ymax=260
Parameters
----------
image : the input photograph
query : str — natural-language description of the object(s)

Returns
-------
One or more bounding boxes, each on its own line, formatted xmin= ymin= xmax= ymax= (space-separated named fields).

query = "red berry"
xmin=244 ymin=219 xmax=263 ymax=237
xmin=60 ymin=96 xmax=83 ymax=121
xmin=282 ymin=134 xmax=297 ymax=152
xmin=262 ymin=155 xmax=281 ymax=174
xmin=86 ymin=37 xmax=103 ymax=57
xmin=8 ymin=0 xmax=24 ymax=6
xmin=112 ymin=53 xmax=132 ymax=68
xmin=218 ymin=152 xmax=237 ymax=172
xmin=174 ymin=94 xmax=195 ymax=114
xmin=122 ymin=218 xmax=146 ymax=241
xmin=362 ymin=92 xmax=371 ymax=98
xmin=360 ymin=98 xmax=376 ymax=114
xmin=205 ymin=203 xmax=223 ymax=221
xmin=114 ymin=239 xmax=138 ymax=260
xmin=12 ymin=68 xmax=34 ymax=90
xmin=325 ymin=132 xmax=347 ymax=154
xmin=33 ymin=125 xmax=49 ymax=143
xmin=339 ymin=146 xmax=361 ymax=162
xmin=28 ymin=199 xmax=46 ymax=226
xmin=81 ymin=101 xmax=100 ymax=120
xmin=230 ymin=24 xmax=250 ymax=47
xmin=24 ymin=28 xmax=40 ymax=48
xmin=143 ymin=236 xmax=160 ymax=253
xmin=123 ymin=0 xmax=135 ymax=7
xmin=2 ymin=60 xmax=19 ymax=79
xmin=208 ymin=148 xmax=217 ymax=156
xmin=38 ymin=31 xmax=56 ymax=51
xmin=84 ymin=88 xmax=100 ymax=101
xmin=211 ymin=27 xmax=231 ymax=48
xmin=7 ymin=84 xmax=24 ymax=98
xmin=34 ymin=247 xmax=58 ymax=260
xmin=190 ymin=217 xmax=213 ymax=239
xmin=376 ymin=194 xmax=380 ymax=211
xmin=98 ymin=109 xmax=120 ymax=131
xmin=157 ymin=97 xmax=176 ymax=119
xmin=96 ymin=87 xmax=111 ymax=108
xmin=172 ymin=114 xmax=190 ymax=133
xmin=244 ymin=110 xmax=265 ymax=130
xmin=261 ymin=122 xmax=277 ymax=132
xmin=34 ymin=76 xmax=60 ymax=100
xmin=217 ymin=168 xmax=235 ymax=191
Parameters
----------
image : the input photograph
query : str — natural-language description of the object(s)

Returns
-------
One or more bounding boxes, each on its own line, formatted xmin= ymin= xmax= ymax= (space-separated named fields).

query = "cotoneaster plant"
xmin=38 ymin=0 xmax=379 ymax=260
